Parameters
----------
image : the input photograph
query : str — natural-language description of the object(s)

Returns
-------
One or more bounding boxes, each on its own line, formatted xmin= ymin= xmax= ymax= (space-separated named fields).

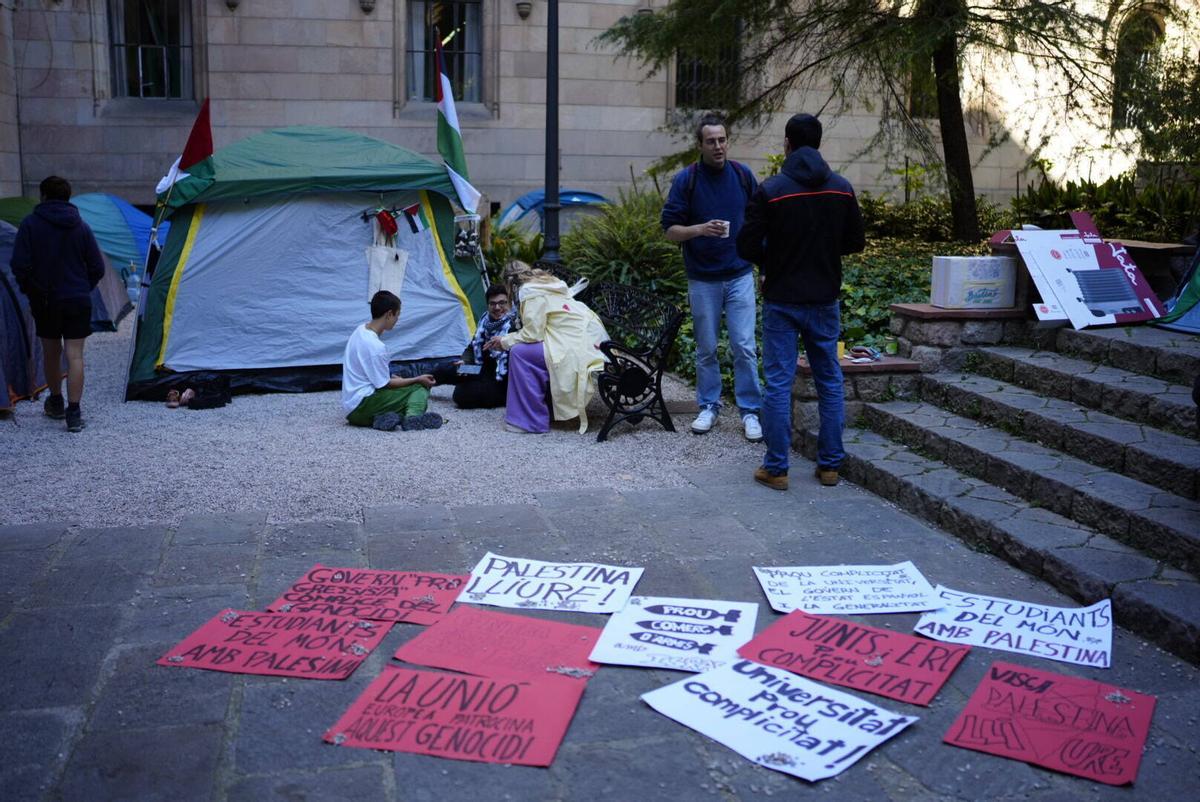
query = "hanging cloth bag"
xmin=366 ymin=212 xmax=409 ymax=301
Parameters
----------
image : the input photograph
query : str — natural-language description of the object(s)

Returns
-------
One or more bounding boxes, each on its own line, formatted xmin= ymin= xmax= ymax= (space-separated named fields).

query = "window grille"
xmin=108 ymin=0 xmax=192 ymax=99
xmin=407 ymin=0 xmax=483 ymax=103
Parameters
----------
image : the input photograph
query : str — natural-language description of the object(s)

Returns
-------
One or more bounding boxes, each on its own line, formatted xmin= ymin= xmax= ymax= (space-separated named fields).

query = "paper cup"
xmin=716 ymin=220 xmax=730 ymax=238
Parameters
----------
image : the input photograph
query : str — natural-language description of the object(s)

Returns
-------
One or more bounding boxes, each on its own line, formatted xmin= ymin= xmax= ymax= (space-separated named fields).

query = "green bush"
xmin=482 ymin=221 xmax=543 ymax=281
xmin=1010 ymin=173 xmax=1200 ymax=242
xmin=859 ymin=192 xmax=1014 ymax=242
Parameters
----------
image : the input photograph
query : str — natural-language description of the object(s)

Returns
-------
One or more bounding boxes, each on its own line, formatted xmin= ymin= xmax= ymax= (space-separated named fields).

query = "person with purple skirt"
xmin=485 ymin=265 xmax=608 ymax=433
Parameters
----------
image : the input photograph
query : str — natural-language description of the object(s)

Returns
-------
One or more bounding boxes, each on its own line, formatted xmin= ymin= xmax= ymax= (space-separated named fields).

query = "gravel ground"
xmin=1 ymin=316 xmax=769 ymax=527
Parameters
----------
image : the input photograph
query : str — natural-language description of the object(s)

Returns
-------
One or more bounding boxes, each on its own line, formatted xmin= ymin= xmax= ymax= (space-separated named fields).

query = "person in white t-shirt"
xmin=342 ymin=291 xmax=441 ymax=431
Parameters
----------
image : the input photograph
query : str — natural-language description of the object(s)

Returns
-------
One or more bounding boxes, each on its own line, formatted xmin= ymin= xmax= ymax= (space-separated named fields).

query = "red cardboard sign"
xmin=394 ymin=606 xmax=601 ymax=682
xmin=157 ymin=609 xmax=390 ymax=680
xmin=737 ymin=610 xmax=969 ymax=706
xmin=324 ymin=665 xmax=585 ymax=766
xmin=266 ymin=564 xmax=467 ymax=624
xmin=945 ymin=661 xmax=1156 ymax=786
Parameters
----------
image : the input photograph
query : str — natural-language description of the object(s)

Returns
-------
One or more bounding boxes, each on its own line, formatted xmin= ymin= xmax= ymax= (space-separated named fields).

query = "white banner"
xmin=752 ymin=561 xmax=940 ymax=615
xmin=914 ymin=585 xmax=1112 ymax=668
xmin=642 ymin=660 xmax=917 ymax=781
xmin=461 ymin=552 xmax=643 ymax=614
xmin=590 ymin=596 xmax=758 ymax=673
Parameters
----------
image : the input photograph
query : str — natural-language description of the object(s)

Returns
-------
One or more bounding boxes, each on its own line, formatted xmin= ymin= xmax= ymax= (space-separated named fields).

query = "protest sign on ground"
xmin=590 ymin=596 xmax=758 ymax=673
xmin=461 ymin=552 xmax=643 ymax=613
xmin=266 ymin=564 xmax=467 ymax=624
xmin=642 ymin=659 xmax=917 ymax=782
xmin=158 ymin=609 xmax=389 ymax=679
xmin=914 ymin=586 xmax=1112 ymax=668
xmin=324 ymin=665 xmax=584 ymax=766
xmin=753 ymin=561 xmax=939 ymax=615
xmin=738 ymin=611 xmax=968 ymax=706
xmin=394 ymin=606 xmax=601 ymax=681
xmin=945 ymin=661 xmax=1155 ymax=785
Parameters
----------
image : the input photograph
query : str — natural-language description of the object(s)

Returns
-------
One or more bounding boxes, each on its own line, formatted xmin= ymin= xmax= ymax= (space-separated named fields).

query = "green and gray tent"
xmin=127 ymin=126 xmax=485 ymax=399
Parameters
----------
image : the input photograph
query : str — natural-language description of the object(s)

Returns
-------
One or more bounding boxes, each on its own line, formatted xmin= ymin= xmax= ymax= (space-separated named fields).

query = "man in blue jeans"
xmin=662 ymin=112 xmax=763 ymax=441
xmin=737 ymin=114 xmax=865 ymax=489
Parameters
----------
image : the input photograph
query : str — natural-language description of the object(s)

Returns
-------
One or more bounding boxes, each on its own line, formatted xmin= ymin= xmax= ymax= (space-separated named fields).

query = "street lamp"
xmin=542 ymin=0 xmax=560 ymax=262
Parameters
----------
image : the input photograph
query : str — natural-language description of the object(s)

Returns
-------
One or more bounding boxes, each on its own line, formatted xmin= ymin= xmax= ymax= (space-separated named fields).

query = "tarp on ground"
xmin=127 ymin=126 xmax=484 ymax=399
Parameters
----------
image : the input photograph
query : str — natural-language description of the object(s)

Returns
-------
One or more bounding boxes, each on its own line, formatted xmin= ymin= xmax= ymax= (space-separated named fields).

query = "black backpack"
xmin=684 ymin=160 xmax=755 ymax=204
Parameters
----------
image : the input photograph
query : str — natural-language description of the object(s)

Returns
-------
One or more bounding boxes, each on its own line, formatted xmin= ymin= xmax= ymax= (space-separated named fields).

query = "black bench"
xmin=534 ymin=261 xmax=685 ymax=442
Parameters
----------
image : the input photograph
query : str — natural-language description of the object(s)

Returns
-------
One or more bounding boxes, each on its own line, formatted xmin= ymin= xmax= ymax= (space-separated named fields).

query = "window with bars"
xmin=1112 ymin=12 xmax=1163 ymax=130
xmin=108 ymin=0 xmax=193 ymax=99
xmin=407 ymin=0 xmax=483 ymax=103
xmin=675 ymin=39 xmax=741 ymax=110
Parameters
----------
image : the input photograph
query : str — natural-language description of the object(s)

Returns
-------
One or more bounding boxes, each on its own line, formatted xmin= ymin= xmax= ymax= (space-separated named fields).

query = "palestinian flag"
xmin=434 ymin=35 xmax=481 ymax=213
xmin=156 ymin=98 xmax=214 ymax=196
xmin=401 ymin=202 xmax=428 ymax=234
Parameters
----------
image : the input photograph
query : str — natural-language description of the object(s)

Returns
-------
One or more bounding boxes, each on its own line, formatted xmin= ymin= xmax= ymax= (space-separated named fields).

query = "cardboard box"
xmin=930 ymin=256 xmax=1017 ymax=308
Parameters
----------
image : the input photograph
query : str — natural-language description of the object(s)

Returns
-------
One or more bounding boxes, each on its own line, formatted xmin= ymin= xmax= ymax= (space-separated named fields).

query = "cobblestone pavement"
xmin=2 ymin=461 xmax=1197 ymax=801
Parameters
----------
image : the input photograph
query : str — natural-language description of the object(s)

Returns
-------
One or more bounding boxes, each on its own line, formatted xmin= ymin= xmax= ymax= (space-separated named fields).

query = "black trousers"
xmin=431 ymin=361 xmax=509 ymax=410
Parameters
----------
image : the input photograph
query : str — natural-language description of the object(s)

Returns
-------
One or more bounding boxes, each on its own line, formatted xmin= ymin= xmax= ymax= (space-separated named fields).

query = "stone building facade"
xmin=0 ymin=1 xmax=1192 ymax=209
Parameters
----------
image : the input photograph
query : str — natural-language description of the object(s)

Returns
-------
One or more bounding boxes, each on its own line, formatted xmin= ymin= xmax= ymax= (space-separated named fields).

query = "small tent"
xmin=73 ymin=192 xmax=171 ymax=276
xmin=126 ymin=126 xmax=485 ymax=399
xmin=498 ymin=188 xmax=609 ymax=235
xmin=0 ymin=220 xmax=46 ymax=412
xmin=2 ymin=194 xmax=133 ymax=332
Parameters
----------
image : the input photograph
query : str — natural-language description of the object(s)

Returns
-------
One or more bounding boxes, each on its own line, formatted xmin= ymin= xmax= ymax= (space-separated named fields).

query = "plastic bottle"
xmin=126 ymin=262 xmax=140 ymax=305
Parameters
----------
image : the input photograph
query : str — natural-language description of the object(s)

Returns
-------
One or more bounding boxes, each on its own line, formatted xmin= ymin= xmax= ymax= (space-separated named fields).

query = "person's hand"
xmin=416 ymin=374 xmax=436 ymax=388
xmin=485 ymin=336 xmax=507 ymax=352
xmin=697 ymin=220 xmax=728 ymax=238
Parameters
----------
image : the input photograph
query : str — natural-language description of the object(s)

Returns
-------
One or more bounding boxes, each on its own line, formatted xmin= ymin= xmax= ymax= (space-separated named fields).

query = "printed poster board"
xmin=325 ymin=665 xmax=585 ymax=766
xmin=590 ymin=596 xmax=759 ymax=673
xmin=738 ymin=611 xmax=969 ymax=706
xmin=158 ymin=609 xmax=389 ymax=680
xmin=394 ymin=606 xmax=601 ymax=681
xmin=753 ymin=561 xmax=939 ymax=615
xmin=945 ymin=661 xmax=1155 ymax=785
xmin=462 ymin=552 xmax=643 ymax=613
xmin=914 ymin=586 xmax=1112 ymax=668
xmin=266 ymin=564 xmax=467 ymax=624
xmin=642 ymin=659 xmax=917 ymax=782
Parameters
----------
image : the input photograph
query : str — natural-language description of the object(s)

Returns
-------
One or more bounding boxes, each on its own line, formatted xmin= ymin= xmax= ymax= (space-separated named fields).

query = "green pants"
xmin=347 ymin=385 xmax=430 ymax=427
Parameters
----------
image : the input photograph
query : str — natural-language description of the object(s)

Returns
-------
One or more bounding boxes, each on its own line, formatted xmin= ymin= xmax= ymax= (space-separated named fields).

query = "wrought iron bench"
xmin=534 ymin=261 xmax=685 ymax=442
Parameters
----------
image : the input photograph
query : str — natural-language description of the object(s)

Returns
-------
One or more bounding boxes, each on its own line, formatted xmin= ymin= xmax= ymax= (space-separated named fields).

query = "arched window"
xmin=1112 ymin=11 xmax=1164 ymax=129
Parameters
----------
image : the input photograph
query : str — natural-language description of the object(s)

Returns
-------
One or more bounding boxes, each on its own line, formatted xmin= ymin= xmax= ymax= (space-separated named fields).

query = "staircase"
xmin=794 ymin=304 xmax=1200 ymax=663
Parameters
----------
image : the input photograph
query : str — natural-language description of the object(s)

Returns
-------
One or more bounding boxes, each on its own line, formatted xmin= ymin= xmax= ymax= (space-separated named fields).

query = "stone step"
xmin=920 ymin=372 xmax=1200 ymax=500
xmin=859 ymin=399 xmax=1200 ymax=576
xmin=1054 ymin=325 xmax=1200 ymax=385
xmin=795 ymin=423 xmax=1200 ymax=664
xmin=971 ymin=345 xmax=1197 ymax=439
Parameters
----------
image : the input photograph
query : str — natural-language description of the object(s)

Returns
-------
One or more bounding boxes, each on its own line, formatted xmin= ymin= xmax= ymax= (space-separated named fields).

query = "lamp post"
xmin=542 ymin=0 xmax=561 ymax=262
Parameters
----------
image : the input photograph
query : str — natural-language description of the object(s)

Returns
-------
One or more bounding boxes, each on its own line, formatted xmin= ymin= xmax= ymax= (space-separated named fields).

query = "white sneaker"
xmin=743 ymin=413 xmax=763 ymax=442
xmin=691 ymin=407 xmax=718 ymax=434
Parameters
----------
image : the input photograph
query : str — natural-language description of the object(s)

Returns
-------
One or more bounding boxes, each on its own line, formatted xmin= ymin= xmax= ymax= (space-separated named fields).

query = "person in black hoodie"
xmin=737 ymin=114 xmax=866 ymax=490
xmin=10 ymin=176 xmax=105 ymax=432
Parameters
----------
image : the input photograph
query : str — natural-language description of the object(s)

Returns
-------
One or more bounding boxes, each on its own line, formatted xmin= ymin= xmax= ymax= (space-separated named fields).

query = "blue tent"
xmin=72 ymin=193 xmax=170 ymax=275
xmin=0 ymin=220 xmax=46 ymax=412
xmin=497 ymin=189 xmax=610 ymax=235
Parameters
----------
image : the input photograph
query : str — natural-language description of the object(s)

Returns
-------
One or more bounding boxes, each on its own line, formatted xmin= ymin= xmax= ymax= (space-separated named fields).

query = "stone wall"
xmin=0 ymin=1 xmax=20 ymax=196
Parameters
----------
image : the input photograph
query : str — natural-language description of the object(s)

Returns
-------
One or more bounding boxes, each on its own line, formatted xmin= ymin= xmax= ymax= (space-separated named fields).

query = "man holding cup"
xmin=661 ymin=112 xmax=763 ymax=441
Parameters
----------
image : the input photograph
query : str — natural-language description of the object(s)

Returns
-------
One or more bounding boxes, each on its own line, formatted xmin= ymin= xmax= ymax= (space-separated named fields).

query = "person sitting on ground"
xmin=342 ymin=290 xmax=441 ymax=431
xmin=431 ymin=283 xmax=519 ymax=409
xmin=485 ymin=264 xmax=608 ymax=434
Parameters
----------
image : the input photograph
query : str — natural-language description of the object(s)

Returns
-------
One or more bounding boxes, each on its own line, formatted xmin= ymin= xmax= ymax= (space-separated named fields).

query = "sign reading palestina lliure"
xmin=945 ymin=661 xmax=1156 ymax=786
xmin=914 ymin=586 xmax=1112 ymax=669
xmin=642 ymin=660 xmax=918 ymax=782
xmin=265 ymin=564 xmax=467 ymax=624
xmin=589 ymin=596 xmax=759 ymax=673
xmin=738 ymin=611 xmax=969 ymax=706
xmin=324 ymin=665 xmax=585 ymax=766
xmin=752 ymin=561 xmax=940 ymax=615
xmin=157 ymin=609 xmax=390 ymax=680
xmin=461 ymin=552 xmax=644 ymax=613
xmin=393 ymin=606 xmax=601 ymax=682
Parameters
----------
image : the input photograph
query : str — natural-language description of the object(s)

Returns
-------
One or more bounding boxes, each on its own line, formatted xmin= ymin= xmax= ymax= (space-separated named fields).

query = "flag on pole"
xmin=156 ymin=98 xmax=214 ymax=195
xmin=434 ymin=35 xmax=482 ymax=213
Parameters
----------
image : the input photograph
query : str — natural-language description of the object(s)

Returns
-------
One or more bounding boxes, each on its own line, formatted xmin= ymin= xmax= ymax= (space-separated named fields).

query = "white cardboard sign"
xmin=914 ymin=585 xmax=1112 ymax=668
xmin=752 ymin=561 xmax=940 ymax=615
xmin=461 ymin=552 xmax=643 ymax=614
xmin=589 ymin=596 xmax=759 ymax=673
xmin=642 ymin=659 xmax=917 ymax=781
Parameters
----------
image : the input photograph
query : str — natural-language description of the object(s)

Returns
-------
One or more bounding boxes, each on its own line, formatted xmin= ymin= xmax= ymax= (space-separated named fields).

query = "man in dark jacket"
xmin=737 ymin=114 xmax=866 ymax=490
xmin=10 ymin=176 xmax=105 ymax=432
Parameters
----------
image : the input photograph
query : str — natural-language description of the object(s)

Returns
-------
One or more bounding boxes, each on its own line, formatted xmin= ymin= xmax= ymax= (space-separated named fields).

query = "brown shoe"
xmin=754 ymin=466 xmax=788 ymax=491
xmin=815 ymin=467 xmax=840 ymax=486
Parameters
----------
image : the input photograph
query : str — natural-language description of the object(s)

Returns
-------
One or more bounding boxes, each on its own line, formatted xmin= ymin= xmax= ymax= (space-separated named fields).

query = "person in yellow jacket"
xmin=486 ymin=266 xmax=609 ymax=433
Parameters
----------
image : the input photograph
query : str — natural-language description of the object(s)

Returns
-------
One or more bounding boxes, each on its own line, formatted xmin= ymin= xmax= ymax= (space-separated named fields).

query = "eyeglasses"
xmin=487 ymin=300 xmax=510 ymax=307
